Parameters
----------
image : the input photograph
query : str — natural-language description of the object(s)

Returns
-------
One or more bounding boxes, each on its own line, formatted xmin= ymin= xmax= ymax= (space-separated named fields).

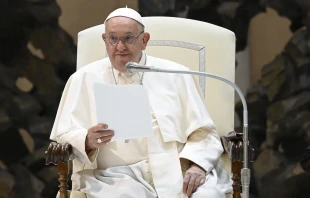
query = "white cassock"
xmin=50 ymin=52 xmax=232 ymax=198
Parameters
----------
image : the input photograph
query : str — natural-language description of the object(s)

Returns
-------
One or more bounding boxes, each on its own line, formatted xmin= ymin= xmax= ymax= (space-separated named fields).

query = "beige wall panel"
xmin=57 ymin=0 xmax=138 ymax=44
xmin=249 ymin=7 xmax=292 ymax=84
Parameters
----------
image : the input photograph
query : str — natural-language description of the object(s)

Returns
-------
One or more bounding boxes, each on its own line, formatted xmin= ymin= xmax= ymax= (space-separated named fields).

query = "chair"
xmin=45 ymin=16 xmax=253 ymax=198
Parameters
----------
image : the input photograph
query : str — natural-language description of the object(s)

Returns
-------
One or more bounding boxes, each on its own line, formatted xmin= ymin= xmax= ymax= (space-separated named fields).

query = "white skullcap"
xmin=104 ymin=7 xmax=144 ymax=26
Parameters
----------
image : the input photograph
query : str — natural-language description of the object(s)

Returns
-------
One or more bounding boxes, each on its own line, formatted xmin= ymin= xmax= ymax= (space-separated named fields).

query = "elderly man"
xmin=50 ymin=7 xmax=232 ymax=198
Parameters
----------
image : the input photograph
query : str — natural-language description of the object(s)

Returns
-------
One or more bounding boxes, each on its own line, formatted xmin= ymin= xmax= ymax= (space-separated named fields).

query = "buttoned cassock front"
xmin=50 ymin=54 xmax=232 ymax=198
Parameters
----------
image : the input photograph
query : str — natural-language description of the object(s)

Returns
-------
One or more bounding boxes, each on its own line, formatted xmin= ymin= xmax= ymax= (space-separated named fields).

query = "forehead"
xmin=105 ymin=17 xmax=141 ymax=33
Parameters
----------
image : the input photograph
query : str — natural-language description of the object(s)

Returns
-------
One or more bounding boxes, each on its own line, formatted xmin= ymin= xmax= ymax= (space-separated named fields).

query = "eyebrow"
xmin=125 ymin=31 xmax=134 ymax=35
xmin=106 ymin=31 xmax=135 ymax=35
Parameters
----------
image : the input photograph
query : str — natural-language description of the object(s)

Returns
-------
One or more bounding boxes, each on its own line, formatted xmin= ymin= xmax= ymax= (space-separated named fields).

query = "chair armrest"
xmin=45 ymin=142 xmax=72 ymax=198
xmin=45 ymin=142 xmax=72 ymax=165
xmin=221 ymin=131 xmax=255 ymax=162
xmin=221 ymin=131 xmax=255 ymax=198
xmin=45 ymin=137 xmax=255 ymax=198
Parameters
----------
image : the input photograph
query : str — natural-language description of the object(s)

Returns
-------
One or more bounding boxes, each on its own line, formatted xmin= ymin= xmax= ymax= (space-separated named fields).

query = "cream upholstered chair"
xmin=46 ymin=17 xmax=246 ymax=198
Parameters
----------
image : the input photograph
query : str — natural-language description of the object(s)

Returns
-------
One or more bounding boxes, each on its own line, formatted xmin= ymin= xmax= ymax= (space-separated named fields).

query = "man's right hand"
xmin=85 ymin=124 xmax=114 ymax=151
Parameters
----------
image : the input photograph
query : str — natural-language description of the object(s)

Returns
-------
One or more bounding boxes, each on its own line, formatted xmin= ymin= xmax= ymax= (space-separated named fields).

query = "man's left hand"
xmin=183 ymin=163 xmax=206 ymax=196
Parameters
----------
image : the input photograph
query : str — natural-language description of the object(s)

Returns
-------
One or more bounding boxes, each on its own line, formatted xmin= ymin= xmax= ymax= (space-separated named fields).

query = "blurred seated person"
xmin=50 ymin=7 xmax=232 ymax=198
xmin=300 ymin=145 xmax=310 ymax=173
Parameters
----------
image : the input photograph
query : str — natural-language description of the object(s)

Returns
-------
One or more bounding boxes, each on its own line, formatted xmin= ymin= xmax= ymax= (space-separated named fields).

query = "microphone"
xmin=125 ymin=62 xmax=158 ymax=73
xmin=126 ymin=61 xmax=251 ymax=198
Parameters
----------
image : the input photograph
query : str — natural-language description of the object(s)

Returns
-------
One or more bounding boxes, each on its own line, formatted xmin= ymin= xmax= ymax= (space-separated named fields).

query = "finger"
xmin=93 ymin=124 xmax=108 ymax=132
xmin=193 ymin=176 xmax=203 ymax=193
xmin=186 ymin=175 xmax=196 ymax=196
xmin=91 ymin=137 xmax=100 ymax=146
xmin=200 ymin=176 xmax=206 ymax=185
xmin=88 ymin=125 xmax=106 ymax=134
xmin=183 ymin=174 xmax=191 ymax=194
xmin=91 ymin=138 xmax=111 ymax=148
xmin=93 ymin=130 xmax=114 ymax=138
xmin=101 ymin=138 xmax=112 ymax=145
xmin=99 ymin=130 xmax=115 ymax=137
xmin=98 ymin=135 xmax=113 ymax=143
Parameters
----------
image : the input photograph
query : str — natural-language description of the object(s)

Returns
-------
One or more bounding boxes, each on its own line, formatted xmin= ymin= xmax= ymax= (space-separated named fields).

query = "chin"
xmin=118 ymin=67 xmax=127 ymax=73
xmin=112 ymin=64 xmax=126 ymax=72
xmin=112 ymin=57 xmax=131 ymax=71
xmin=115 ymin=57 xmax=129 ymax=64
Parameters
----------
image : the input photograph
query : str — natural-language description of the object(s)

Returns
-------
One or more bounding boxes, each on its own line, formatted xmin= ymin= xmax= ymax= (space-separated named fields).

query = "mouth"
xmin=115 ymin=53 xmax=129 ymax=57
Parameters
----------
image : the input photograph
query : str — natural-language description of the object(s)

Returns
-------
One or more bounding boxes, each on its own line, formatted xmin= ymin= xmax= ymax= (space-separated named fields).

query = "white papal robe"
xmin=50 ymin=52 xmax=232 ymax=198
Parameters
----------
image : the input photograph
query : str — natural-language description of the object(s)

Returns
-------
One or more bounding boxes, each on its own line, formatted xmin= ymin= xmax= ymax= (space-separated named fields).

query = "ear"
xmin=102 ymin=33 xmax=106 ymax=42
xmin=141 ymin=32 xmax=150 ymax=50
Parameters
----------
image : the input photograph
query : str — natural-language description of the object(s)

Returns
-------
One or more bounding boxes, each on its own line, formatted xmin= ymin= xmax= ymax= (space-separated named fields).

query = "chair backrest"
xmin=77 ymin=16 xmax=236 ymax=174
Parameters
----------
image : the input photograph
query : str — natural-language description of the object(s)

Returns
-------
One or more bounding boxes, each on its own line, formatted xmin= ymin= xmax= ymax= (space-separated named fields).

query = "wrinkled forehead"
xmin=105 ymin=16 xmax=143 ymax=33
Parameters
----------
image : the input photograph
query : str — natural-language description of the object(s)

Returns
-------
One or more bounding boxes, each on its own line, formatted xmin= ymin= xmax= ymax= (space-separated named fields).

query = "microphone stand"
xmin=127 ymin=65 xmax=251 ymax=198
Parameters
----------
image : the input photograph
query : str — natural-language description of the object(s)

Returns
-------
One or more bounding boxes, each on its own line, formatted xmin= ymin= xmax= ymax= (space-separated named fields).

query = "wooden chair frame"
xmin=45 ymin=131 xmax=254 ymax=198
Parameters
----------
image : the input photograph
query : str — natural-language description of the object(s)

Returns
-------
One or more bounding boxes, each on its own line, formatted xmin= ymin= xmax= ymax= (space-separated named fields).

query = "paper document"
xmin=93 ymin=82 xmax=153 ymax=141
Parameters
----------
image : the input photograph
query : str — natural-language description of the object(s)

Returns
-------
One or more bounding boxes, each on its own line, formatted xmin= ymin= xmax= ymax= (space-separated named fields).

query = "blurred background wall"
xmin=56 ymin=0 xmax=138 ymax=44
xmin=56 ymin=0 xmax=293 ymax=104
xmin=249 ymin=7 xmax=292 ymax=84
xmin=0 ymin=0 xmax=309 ymax=198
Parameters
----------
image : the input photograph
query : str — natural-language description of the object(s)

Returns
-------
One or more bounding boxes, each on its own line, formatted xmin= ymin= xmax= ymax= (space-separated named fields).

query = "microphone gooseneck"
xmin=125 ymin=61 xmax=250 ymax=198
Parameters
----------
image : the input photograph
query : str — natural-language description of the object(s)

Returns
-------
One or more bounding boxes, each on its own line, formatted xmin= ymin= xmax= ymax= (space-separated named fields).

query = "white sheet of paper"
xmin=93 ymin=82 xmax=153 ymax=141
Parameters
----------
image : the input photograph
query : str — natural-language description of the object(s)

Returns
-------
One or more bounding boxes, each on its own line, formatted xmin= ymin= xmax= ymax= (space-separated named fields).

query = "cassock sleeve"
xmin=176 ymin=70 xmax=224 ymax=173
xmin=179 ymin=128 xmax=223 ymax=173
xmin=300 ymin=145 xmax=310 ymax=173
xmin=50 ymin=72 xmax=98 ymax=165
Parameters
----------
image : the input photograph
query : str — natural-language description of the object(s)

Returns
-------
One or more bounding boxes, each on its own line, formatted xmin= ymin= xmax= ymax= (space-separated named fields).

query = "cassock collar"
xmin=110 ymin=51 xmax=146 ymax=82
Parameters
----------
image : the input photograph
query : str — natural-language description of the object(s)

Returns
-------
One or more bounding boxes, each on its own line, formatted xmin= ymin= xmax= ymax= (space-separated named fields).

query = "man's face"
xmin=103 ymin=17 xmax=150 ymax=72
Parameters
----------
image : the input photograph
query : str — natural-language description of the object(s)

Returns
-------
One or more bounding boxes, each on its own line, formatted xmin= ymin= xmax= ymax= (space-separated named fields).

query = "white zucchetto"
xmin=104 ymin=7 xmax=144 ymax=26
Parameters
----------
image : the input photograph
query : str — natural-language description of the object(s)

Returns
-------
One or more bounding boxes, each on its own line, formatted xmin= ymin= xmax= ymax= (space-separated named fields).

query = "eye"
xmin=109 ymin=35 xmax=118 ymax=44
xmin=123 ymin=35 xmax=135 ymax=44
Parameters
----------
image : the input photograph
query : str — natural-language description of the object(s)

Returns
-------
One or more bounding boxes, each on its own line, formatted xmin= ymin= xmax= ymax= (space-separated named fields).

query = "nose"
xmin=116 ymin=40 xmax=126 ymax=51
